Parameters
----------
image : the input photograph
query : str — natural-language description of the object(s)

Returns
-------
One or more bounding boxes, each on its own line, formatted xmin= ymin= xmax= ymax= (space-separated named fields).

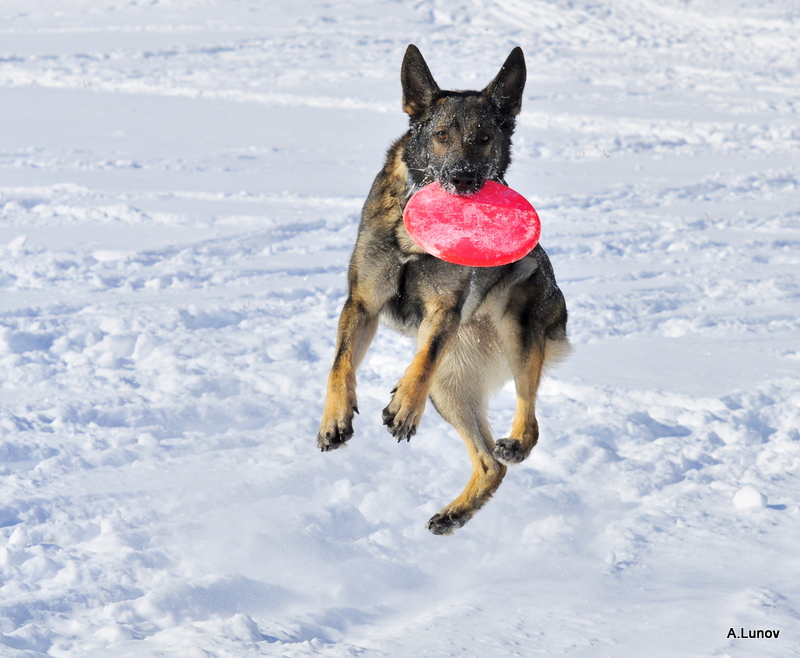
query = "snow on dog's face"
xmin=400 ymin=45 xmax=526 ymax=196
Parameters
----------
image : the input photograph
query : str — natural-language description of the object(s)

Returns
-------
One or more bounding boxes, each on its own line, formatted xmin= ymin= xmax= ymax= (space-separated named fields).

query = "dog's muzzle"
xmin=444 ymin=170 xmax=482 ymax=196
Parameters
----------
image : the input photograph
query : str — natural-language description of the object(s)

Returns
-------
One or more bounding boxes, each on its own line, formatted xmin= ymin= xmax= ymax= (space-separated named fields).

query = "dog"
xmin=317 ymin=44 xmax=569 ymax=535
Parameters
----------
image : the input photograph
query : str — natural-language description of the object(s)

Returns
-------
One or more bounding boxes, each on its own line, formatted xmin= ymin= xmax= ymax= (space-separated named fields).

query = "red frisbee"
xmin=403 ymin=181 xmax=540 ymax=267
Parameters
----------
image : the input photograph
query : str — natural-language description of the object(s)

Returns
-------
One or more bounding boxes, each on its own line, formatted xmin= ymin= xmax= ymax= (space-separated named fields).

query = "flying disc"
xmin=403 ymin=181 xmax=540 ymax=267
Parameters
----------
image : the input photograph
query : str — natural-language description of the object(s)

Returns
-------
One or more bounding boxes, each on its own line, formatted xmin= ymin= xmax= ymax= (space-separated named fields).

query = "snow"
xmin=733 ymin=486 xmax=768 ymax=511
xmin=0 ymin=0 xmax=799 ymax=656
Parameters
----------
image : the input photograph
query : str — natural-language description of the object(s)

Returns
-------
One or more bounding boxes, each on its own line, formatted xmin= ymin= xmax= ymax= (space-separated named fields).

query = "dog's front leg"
xmin=317 ymin=296 xmax=379 ymax=451
xmin=494 ymin=336 xmax=546 ymax=465
xmin=382 ymin=307 xmax=460 ymax=441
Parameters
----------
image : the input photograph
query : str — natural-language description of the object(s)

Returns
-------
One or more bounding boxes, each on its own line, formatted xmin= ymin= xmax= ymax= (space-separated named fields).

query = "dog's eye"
xmin=479 ymin=132 xmax=491 ymax=144
xmin=435 ymin=130 xmax=448 ymax=142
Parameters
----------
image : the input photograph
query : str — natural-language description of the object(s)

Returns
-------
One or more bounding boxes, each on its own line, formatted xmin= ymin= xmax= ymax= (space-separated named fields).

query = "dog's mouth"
xmin=440 ymin=171 xmax=484 ymax=196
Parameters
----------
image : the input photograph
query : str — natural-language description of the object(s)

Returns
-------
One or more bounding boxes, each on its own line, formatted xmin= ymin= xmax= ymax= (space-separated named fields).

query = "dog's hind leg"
xmin=317 ymin=296 xmax=379 ymax=451
xmin=425 ymin=382 xmax=506 ymax=535
xmin=424 ymin=330 xmax=507 ymax=535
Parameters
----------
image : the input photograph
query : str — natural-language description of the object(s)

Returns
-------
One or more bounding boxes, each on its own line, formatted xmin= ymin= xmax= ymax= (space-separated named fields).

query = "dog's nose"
xmin=449 ymin=172 xmax=479 ymax=194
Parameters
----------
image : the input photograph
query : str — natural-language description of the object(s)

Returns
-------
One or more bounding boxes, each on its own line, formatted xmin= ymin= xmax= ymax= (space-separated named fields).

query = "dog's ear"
xmin=484 ymin=47 xmax=526 ymax=116
xmin=401 ymin=44 xmax=440 ymax=117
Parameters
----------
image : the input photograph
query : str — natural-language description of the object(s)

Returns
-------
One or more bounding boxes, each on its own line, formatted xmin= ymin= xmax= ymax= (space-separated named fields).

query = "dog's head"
xmin=401 ymin=45 xmax=526 ymax=196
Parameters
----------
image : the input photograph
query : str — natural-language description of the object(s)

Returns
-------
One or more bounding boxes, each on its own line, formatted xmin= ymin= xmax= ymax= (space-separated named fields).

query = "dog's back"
xmin=318 ymin=45 xmax=569 ymax=535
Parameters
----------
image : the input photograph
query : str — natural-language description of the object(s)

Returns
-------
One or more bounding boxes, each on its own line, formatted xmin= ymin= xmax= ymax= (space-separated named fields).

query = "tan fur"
xmin=317 ymin=45 xmax=569 ymax=535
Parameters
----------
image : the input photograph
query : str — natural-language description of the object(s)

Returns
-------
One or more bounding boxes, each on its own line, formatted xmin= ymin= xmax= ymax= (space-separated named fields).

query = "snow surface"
xmin=1 ymin=0 xmax=799 ymax=656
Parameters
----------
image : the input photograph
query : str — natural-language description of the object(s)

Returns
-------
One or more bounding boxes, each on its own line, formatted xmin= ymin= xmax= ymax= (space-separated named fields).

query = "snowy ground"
xmin=1 ymin=1 xmax=799 ymax=656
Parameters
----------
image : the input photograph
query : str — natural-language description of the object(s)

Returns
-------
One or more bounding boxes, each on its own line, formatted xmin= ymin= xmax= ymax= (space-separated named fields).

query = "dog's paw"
xmin=494 ymin=438 xmax=527 ymax=464
xmin=317 ymin=409 xmax=356 ymax=452
xmin=381 ymin=405 xmax=419 ymax=442
xmin=426 ymin=510 xmax=468 ymax=536
xmin=382 ymin=384 xmax=425 ymax=442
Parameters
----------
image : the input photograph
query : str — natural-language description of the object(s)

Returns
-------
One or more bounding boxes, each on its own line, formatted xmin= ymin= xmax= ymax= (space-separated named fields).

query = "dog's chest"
xmin=379 ymin=256 xmax=510 ymax=334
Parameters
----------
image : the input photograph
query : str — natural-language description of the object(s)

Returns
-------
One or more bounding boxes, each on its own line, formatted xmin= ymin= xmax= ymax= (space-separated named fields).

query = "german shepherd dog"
xmin=317 ymin=45 xmax=569 ymax=535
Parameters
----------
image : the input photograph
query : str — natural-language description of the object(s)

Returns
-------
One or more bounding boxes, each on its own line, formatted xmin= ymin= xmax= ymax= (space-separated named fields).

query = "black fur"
xmin=317 ymin=45 xmax=569 ymax=534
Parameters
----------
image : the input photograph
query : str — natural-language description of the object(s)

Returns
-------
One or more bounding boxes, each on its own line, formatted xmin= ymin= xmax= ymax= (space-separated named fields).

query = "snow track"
xmin=1 ymin=1 xmax=799 ymax=656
